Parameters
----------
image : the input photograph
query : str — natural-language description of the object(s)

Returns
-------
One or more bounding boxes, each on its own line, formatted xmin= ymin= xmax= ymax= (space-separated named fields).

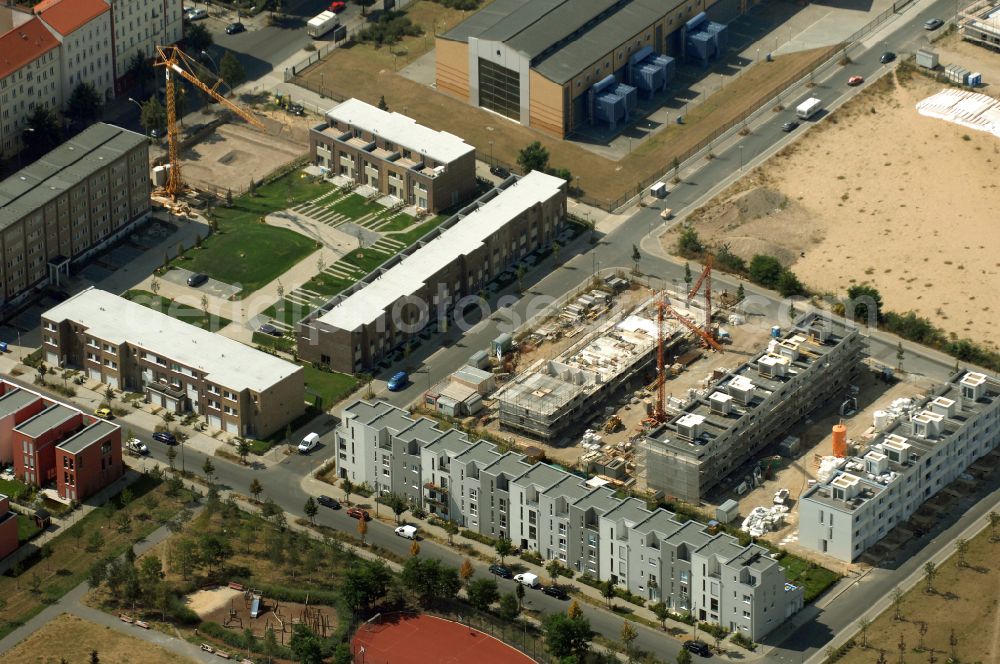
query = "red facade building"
xmin=0 ymin=494 xmax=18 ymax=560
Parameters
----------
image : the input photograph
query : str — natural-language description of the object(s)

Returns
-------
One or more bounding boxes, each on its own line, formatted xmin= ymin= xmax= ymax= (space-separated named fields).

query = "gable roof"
xmin=34 ymin=0 xmax=109 ymax=37
xmin=0 ymin=16 xmax=59 ymax=79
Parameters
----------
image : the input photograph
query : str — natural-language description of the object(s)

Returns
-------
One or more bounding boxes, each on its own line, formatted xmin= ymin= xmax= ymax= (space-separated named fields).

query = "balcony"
xmin=423 ymin=482 xmax=449 ymax=494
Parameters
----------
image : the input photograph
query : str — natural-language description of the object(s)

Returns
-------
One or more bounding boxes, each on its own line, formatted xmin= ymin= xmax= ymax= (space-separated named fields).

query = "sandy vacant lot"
xmin=4 ymin=613 xmax=195 ymax=664
xmin=181 ymin=121 xmax=306 ymax=193
xmin=668 ymin=68 xmax=1000 ymax=346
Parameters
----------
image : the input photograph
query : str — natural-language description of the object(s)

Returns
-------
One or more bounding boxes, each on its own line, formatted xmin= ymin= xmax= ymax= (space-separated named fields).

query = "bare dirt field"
xmin=295 ymin=1 xmax=834 ymax=206
xmin=186 ymin=586 xmax=243 ymax=616
xmin=932 ymin=31 xmax=1000 ymax=93
xmin=3 ymin=613 xmax=196 ymax=664
xmin=180 ymin=121 xmax=306 ymax=193
xmin=666 ymin=68 xmax=1000 ymax=346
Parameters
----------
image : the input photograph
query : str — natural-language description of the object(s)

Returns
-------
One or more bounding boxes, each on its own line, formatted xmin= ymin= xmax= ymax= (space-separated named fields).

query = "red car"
xmin=329 ymin=1 xmax=346 ymax=11
xmin=347 ymin=507 xmax=370 ymax=521
xmin=848 ymin=75 xmax=864 ymax=86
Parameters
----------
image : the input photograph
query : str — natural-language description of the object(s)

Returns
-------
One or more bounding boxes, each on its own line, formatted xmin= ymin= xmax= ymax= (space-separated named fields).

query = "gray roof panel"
xmin=58 ymin=420 xmax=117 ymax=455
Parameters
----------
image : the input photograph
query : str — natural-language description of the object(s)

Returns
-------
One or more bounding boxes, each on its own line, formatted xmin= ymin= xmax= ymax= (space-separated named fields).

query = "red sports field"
xmin=352 ymin=613 xmax=537 ymax=664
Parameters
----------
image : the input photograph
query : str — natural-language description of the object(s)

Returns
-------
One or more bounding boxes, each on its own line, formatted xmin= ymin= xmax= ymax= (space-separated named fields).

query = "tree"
xmin=748 ymin=254 xmax=784 ymax=289
xmin=517 ymin=141 xmax=550 ymax=173
xmin=494 ymin=537 xmax=513 ymax=564
xmin=776 ymin=269 xmax=805 ymax=297
xmin=90 ymin=651 xmax=100 ymax=664
xmin=138 ymin=555 xmax=164 ymax=603
xmin=385 ymin=492 xmax=407 ymax=524
xmin=67 ymin=82 xmax=103 ymax=126
xmin=516 ymin=264 xmax=527 ymax=293
xmin=304 ymin=496 xmax=318 ymax=524
xmin=620 ymin=621 xmax=638 ymax=661
xmin=459 ymin=558 xmax=474 ymax=586
xmin=249 ymin=478 xmax=263 ymax=502
xmin=378 ymin=95 xmax=389 ymax=111
xmin=515 ymin=579 xmax=525 ymax=608
xmin=601 ymin=579 xmax=615 ymax=609
xmin=467 ymin=578 xmax=500 ymax=610
xmin=127 ymin=53 xmax=155 ymax=96
xmin=226 ymin=189 xmax=233 ymax=206
xmin=544 ymin=613 xmax=593 ymax=660
xmin=923 ymin=561 xmax=937 ymax=593
xmin=444 ymin=520 xmax=460 ymax=545
xmin=631 ymin=244 xmax=641 ymax=274
xmin=88 ymin=559 xmax=107 ymax=588
xmin=498 ymin=592 xmax=520 ymax=621
xmin=165 ymin=445 xmax=177 ymax=470
xmin=87 ymin=529 xmax=105 ymax=552
xmin=240 ymin=522 xmax=257 ymax=554
xmin=332 ymin=642 xmax=353 ymax=664
xmin=219 ymin=51 xmax=247 ymax=91
xmin=956 ymin=538 xmax=969 ymax=567
xmin=891 ymin=587 xmax=904 ymax=620
xmin=650 ymin=602 xmax=669 ymax=630
xmin=262 ymin=627 xmax=278 ymax=664
xmin=184 ymin=22 xmax=213 ymax=52
xmin=546 ymin=559 xmax=565 ymax=584
xmin=357 ymin=515 xmax=368 ymax=546
xmin=552 ymin=241 xmax=562 ymax=266
xmin=198 ymin=533 xmax=232 ymax=574
xmin=202 ymin=457 xmax=215 ymax=481
xmin=858 ymin=615 xmax=872 ymax=648
xmin=409 ymin=540 xmax=420 ymax=557
xmin=846 ymin=284 xmax=884 ymax=324
xmin=677 ymin=227 xmax=703 ymax=257
xmin=236 ymin=439 xmax=251 ymax=464
xmin=676 ymin=648 xmax=693 ymax=664
xmin=290 ymin=624 xmax=323 ymax=664
xmin=23 ymin=106 xmax=63 ymax=155
xmin=736 ymin=281 xmax=746 ymax=302
xmin=342 ymin=479 xmax=355 ymax=506
xmin=989 ymin=511 xmax=1000 ymax=541
xmin=341 ymin=559 xmax=392 ymax=612
xmin=684 ymin=262 xmax=692 ymax=288
xmin=401 ymin=557 xmax=461 ymax=606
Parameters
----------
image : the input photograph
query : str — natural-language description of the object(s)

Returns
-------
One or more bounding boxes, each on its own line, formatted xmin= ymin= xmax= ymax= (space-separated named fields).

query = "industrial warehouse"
xmin=435 ymin=0 xmax=730 ymax=138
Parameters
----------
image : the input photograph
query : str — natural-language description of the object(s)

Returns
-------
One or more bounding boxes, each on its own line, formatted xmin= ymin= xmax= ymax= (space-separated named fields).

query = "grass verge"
xmin=123 ymin=290 xmax=232 ymax=331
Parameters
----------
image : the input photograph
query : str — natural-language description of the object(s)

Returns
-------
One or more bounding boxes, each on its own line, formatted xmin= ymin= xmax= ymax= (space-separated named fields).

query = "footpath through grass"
xmin=0 ymin=474 xmax=193 ymax=641
xmin=170 ymin=171 xmax=330 ymax=294
xmin=123 ymin=290 xmax=232 ymax=331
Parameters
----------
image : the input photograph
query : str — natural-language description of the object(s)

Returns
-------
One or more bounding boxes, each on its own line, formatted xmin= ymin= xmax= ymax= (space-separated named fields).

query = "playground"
xmin=352 ymin=613 xmax=537 ymax=664
xmin=187 ymin=584 xmax=338 ymax=645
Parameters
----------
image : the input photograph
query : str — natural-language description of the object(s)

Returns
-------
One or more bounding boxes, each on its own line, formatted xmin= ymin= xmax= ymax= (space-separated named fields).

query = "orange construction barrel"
xmin=832 ymin=423 xmax=848 ymax=458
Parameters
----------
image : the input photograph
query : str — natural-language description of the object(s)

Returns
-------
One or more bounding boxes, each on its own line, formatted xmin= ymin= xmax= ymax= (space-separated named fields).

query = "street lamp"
xmin=488 ymin=139 xmax=494 ymax=166
xmin=739 ymin=144 xmax=744 ymax=171
xmin=201 ymin=50 xmax=219 ymax=73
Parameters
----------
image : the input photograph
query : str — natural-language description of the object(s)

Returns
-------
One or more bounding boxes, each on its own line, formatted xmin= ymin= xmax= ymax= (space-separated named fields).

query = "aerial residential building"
xmin=639 ymin=313 xmax=864 ymax=501
xmin=800 ymin=370 xmax=1000 ymax=561
xmin=42 ymin=288 xmax=306 ymax=439
xmin=309 ymin=98 xmax=477 ymax=213
xmin=0 ymin=11 xmax=62 ymax=159
xmin=34 ymin=0 xmax=115 ymax=102
xmin=109 ymin=0 xmax=184 ymax=93
xmin=436 ymin=0 xmax=730 ymax=138
xmin=0 ymin=494 xmax=18 ymax=559
xmin=297 ymin=171 xmax=567 ymax=373
xmin=0 ymin=379 xmax=122 ymax=502
xmin=0 ymin=123 xmax=150 ymax=319
xmin=335 ymin=398 xmax=804 ymax=640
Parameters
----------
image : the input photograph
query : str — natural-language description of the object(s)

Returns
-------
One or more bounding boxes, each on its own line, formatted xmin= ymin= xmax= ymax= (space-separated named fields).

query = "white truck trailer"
xmin=307 ymin=11 xmax=339 ymax=38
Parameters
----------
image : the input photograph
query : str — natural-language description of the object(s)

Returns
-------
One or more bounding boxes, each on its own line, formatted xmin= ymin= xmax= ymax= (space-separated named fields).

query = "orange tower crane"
xmin=154 ymin=45 xmax=265 ymax=200
xmin=687 ymin=254 xmax=714 ymax=334
xmin=664 ymin=299 xmax=724 ymax=353
xmin=655 ymin=292 xmax=667 ymax=422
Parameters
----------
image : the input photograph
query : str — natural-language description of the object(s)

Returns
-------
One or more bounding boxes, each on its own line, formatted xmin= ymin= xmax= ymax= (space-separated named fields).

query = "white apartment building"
xmin=336 ymin=399 xmax=804 ymax=641
xmin=35 ymin=0 xmax=115 ymax=101
xmin=800 ymin=370 xmax=1000 ymax=561
xmin=108 ymin=0 xmax=183 ymax=92
xmin=0 ymin=12 xmax=61 ymax=159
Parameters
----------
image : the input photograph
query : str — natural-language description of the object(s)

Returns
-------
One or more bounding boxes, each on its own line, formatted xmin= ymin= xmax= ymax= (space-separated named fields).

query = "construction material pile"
xmin=817 ymin=456 xmax=847 ymax=482
xmin=740 ymin=505 xmax=789 ymax=538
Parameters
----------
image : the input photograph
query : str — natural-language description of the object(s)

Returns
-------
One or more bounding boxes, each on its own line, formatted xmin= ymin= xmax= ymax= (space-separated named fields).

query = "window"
xmin=477 ymin=58 xmax=520 ymax=121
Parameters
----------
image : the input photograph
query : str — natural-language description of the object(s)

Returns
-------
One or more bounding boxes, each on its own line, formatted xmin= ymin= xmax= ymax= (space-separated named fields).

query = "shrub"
xmin=776 ymin=269 xmax=805 ymax=297
xmin=520 ymin=550 xmax=543 ymax=565
xmin=677 ymin=227 xmax=704 ymax=257
xmin=356 ymin=12 xmax=422 ymax=46
xmin=748 ymin=254 xmax=783 ymax=288
xmin=731 ymin=631 xmax=756 ymax=651
xmin=200 ymin=621 xmax=293 ymax=659
xmin=461 ymin=529 xmax=497 ymax=547
xmin=713 ymin=245 xmax=746 ymax=274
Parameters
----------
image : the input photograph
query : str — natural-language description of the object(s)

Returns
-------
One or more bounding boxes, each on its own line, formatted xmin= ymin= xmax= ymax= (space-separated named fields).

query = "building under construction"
xmin=639 ymin=312 xmax=864 ymax=502
xmin=959 ymin=0 xmax=1000 ymax=50
xmin=497 ymin=292 xmax=703 ymax=441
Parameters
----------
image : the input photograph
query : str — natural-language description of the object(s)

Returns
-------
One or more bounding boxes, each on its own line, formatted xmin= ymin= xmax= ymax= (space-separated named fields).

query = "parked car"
xmin=781 ymin=120 xmax=799 ymax=132
xmin=226 ymin=22 xmax=246 ymax=34
xmin=329 ymin=1 xmax=346 ymax=12
xmin=95 ymin=407 xmax=113 ymax=419
xmin=186 ymin=8 xmax=207 ymax=20
xmin=125 ymin=438 xmax=149 ymax=455
xmin=847 ymin=75 xmax=864 ymax=86
xmin=513 ymin=572 xmax=539 ymax=588
xmin=347 ymin=507 xmax=370 ymax=520
xmin=924 ymin=18 xmax=943 ymax=30
xmin=880 ymin=51 xmax=896 ymax=64
xmin=259 ymin=323 xmax=282 ymax=337
xmin=683 ymin=640 xmax=712 ymax=656
xmin=317 ymin=495 xmax=341 ymax=509
xmin=489 ymin=564 xmax=513 ymax=579
xmin=298 ymin=432 xmax=320 ymax=454
xmin=387 ymin=371 xmax=409 ymax=391
xmin=289 ymin=103 xmax=305 ymax=116
xmin=394 ymin=525 xmax=418 ymax=539
xmin=153 ymin=431 xmax=177 ymax=445
xmin=489 ymin=165 xmax=511 ymax=178
xmin=541 ymin=585 xmax=568 ymax=600
xmin=187 ymin=273 xmax=208 ymax=287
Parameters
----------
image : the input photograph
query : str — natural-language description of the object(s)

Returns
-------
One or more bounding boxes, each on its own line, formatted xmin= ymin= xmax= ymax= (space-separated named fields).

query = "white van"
xmin=298 ymin=432 xmax=320 ymax=454
xmin=514 ymin=572 xmax=539 ymax=588
xmin=649 ymin=181 xmax=667 ymax=199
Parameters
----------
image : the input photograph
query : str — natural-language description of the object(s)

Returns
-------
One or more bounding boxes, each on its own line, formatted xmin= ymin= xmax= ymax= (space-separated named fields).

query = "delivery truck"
xmin=795 ymin=97 xmax=823 ymax=120
xmin=307 ymin=10 xmax=340 ymax=38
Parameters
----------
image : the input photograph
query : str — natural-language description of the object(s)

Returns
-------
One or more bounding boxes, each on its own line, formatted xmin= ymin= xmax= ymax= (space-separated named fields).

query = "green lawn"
xmin=341 ymin=247 xmax=393 ymax=274
xmin=392 ymin=214 xmax=447 ymax=246
xmin=123 ymin=290 xmax=232 ymax=331
xmin=779 ymin=554 xmax=841 ymax=603
xmin=170 ymin=171 xmax=330 ymax=294
xmin=251 ymin=331 xmax=295 ymax=353
xmin=375 ymin=212 xmax=416 ymax=232
xmin=303 ymin=365 xmax=358 ymax=409
xmin=15 ymin=514 xmax=40 ymax=542
xmin=0 ymin=477 xmax=29 ymax=500
xmin=330 ymin=193 xmax=381 ymax=219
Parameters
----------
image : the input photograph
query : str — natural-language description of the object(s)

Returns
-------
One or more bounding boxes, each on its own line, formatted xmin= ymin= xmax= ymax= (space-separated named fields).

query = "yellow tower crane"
xmin=154 ymin=45 xmax=265 ymax=200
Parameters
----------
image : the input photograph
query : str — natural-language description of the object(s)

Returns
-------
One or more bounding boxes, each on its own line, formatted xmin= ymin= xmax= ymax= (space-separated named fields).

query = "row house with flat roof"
xmin=336 ymin=398 xmax=803 ymax=640
xmin=0 ymin=379 xmax=121 ymax=502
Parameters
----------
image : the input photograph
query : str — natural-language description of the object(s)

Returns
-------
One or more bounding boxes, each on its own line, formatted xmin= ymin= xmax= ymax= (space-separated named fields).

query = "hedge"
xmin=199 ymin=621 xmax=294 ymax=659
xmin=461 ymin=529 xmax=497 ymax=547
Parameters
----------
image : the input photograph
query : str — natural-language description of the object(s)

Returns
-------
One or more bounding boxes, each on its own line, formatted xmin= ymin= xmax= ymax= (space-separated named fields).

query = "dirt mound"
xmin=730 ymin=187 xmax=789 ymax=219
